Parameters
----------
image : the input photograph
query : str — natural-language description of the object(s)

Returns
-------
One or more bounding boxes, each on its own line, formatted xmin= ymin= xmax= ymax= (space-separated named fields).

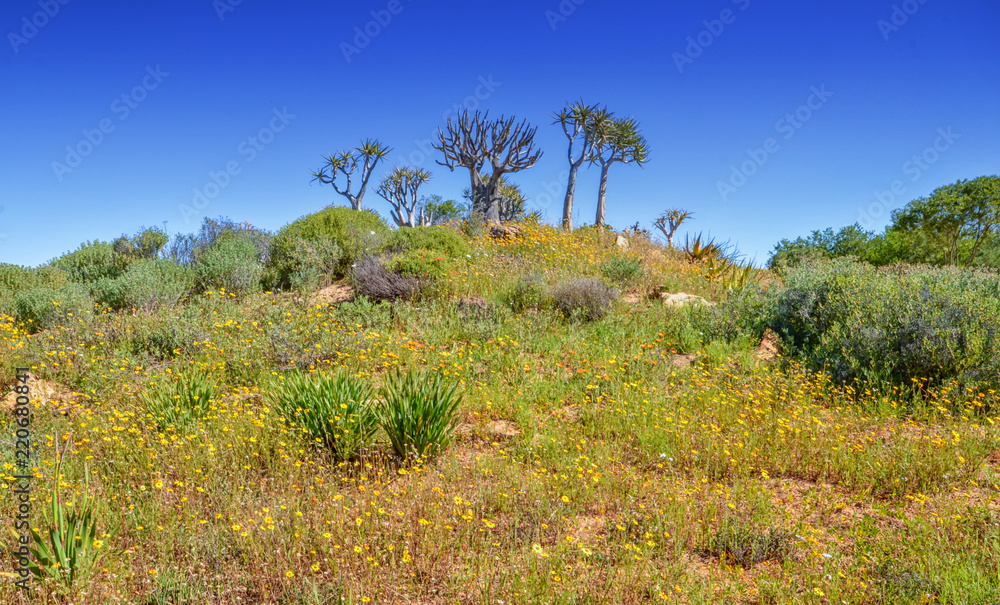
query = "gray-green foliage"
xmin=193 ymin=233 xmax=263 ymax=296
xmin=716 ymin=258 xmax=1000 ymax=401
xmin=91 ymin=260 xmax=194 ymax=312
xmin=551 ymin=277 xmax=617 ymax=321
xmin=13 ymin=283 xmax=92 ymax=332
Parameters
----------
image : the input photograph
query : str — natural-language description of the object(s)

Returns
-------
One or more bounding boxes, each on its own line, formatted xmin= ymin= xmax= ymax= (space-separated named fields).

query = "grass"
xmin=0 ymin=222 xmax=997 ymax=603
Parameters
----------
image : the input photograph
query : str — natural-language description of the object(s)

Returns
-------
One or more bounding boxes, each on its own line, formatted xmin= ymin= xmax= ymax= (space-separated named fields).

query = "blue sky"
xmin=1 ymin=0 xmax=998 ymax=267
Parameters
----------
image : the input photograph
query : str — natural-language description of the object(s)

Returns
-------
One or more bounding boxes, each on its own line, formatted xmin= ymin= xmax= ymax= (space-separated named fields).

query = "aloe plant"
xmin=378 ymin=370 xmax=463 ymax=460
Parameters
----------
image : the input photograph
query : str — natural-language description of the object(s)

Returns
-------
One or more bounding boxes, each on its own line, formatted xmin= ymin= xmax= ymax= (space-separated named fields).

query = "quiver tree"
xmin=433 ymin=110 xmax=542 ymax=222
xmin=377 ymin=167 xmax=432 ymax=227
xmin=311 ymin=139 xmax=393 ymax=210
xmin=653 ymin=209 xmax=693 ymax=249
xmin=462 ymin=173 xmax=526 ymax=223
xmin=592 ymin=116 xmax=649 ymax=229
xmin=553 ymin=100 xmax=608 ymax=230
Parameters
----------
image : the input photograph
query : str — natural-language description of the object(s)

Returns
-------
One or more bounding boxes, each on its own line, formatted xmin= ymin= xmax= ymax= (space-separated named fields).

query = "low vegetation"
xmin=1 ymin=203 xmax=998 ymax=603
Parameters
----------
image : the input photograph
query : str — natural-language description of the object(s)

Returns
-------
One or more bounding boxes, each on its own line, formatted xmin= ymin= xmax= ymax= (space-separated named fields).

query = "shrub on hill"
xmin=350 ymin=256 xmax=418 ymax=302
xmin=383 ymin=226 xmax=471 ymax=259
xmin=552 ymin=277 xmax=617 ymax=321
xmin=268 ymin=207 xmax=389 ymax=288
xmin=193 ymin=233 xmax=264 ymax=296
xmin=720 ymin=258 xmax=1000 ymax=402
xmin=14 ymin=283 xmax=92 ymax=332
xmin=91 ymin=259 xmax=194 ymax=311
xmin=50 ymin=240 xmax=120 ymax=283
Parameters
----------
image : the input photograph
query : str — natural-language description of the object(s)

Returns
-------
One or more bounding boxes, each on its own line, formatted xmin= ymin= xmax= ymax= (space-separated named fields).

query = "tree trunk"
xmin=595 ymin=162 xmax=610 ymax=229
xmin=562 ymin=163 xmax=581 ymax=230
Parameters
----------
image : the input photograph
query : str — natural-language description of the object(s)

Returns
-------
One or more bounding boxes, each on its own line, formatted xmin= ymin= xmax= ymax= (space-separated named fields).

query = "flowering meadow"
xmin=1 ymin=222 xmax=998 ymax=604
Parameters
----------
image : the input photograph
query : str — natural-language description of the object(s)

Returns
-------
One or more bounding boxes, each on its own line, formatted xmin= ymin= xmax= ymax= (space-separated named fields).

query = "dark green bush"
xmin=387 ymin=249 xmax=455 ymax=280
xmin=269 ymin=207 xmax=389 ymax=284
xmin=193 ymin=234 xmax=263 ymax=296
xmin=264 ymin=237 xmax=342 ymax=292
xmin=383 ymin=226 xmax=471 ymax=259
xmin=551 ymin=278 xmax=617 ymax=321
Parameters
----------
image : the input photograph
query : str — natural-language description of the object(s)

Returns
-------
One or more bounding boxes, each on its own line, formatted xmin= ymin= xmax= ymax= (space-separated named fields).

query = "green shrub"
xmin=142 ymin=368 xmax=218 ymax=430
xmin=14 ymin=284 xmax=92 ymax=332
xmin=264 ymin=237 xmax=342 ymax=292
xmin=387 ymin=249 xmax=456 ymax=280
xmin=0 ymin=264 xmax=32 ymax=296
xmin=504 ymin=274 xmax=551 ymax=312
xmin=384 ymin=226 xmax=471 ymax=259
xmin=50 ymin=241 xmax=120 ymax=283
xmin=551 ymin=277 xmax=617 ymax=321
xmin=269 ymin=207 xmax=389 ymax=284
xmin=193 ymin=234 xmax=263 ymax=296
xmin=91 ymin=260 xmax=193 ymax=311
xmin=269 ymin=372 xmax=378 ymax=461
xmin=378 ymin=370 xmax=463 ymax=460
xmin=747 ymin=258 xmax=1000 ymax=402
xmin=600 ymin=257 xmax=643 ymax=284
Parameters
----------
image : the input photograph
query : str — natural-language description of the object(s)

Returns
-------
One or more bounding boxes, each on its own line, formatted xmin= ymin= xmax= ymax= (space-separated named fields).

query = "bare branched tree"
xmin=311 ymin=139 xmax=392 ymax=210
xmin=653 ymin=209 xmax=693 ymax=249
xmin=592 ymin=115 xmax=649 ymax=229
xmin=433 ymin=110 xmax=542 ymax=222
xmin=553 ymin=100 xmax=608 ymax=230
xmin=377 ymin=167 xmax=432 ymax=227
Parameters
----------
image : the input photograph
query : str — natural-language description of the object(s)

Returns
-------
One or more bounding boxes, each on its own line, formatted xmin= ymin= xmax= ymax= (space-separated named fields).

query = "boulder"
xmin=660 ymin=292 xmax=714 ymax=307
xmin=615 ymin=234 xmax=629 ymax=249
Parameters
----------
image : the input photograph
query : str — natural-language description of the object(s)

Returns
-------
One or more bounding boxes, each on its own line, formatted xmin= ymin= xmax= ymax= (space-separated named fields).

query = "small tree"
xmin=377 ymin=167 xmax=432 ymax=228
xmin=653 ymin=209 xmax=693 ymax=249
xmin=418 ymin=195 xmax=463 ymax=226
xmin=553 ymin=100 xmax=608 ymax=230
xmin=311 ymin=139 xmax=393 ymax=210
xmin=592 ymin=116 xmax=649 ymax=229
xmin=434 ymin=110 xmax=542 ymax=222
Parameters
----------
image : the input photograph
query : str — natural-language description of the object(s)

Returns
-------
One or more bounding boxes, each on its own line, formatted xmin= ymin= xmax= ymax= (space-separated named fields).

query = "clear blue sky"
xmin=2 ymin=0 xmax=998 ymax=267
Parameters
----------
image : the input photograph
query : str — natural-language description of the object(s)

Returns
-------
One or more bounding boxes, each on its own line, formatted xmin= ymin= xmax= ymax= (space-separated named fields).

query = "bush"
xmin=91 ymin=260 xmax=193 ymax=312
xmin=264 ymin=237 xmax=342 ymax=292
xmin=50 ymin=241 xmax=120 ymax=283
xmin=193 ymin=234 xmax=264 ymax=296
xmin=387 ymin=249 xmax=455 ymax=280
xmin=746 ymin=258 xmax=1000 ymax=400
xmin=142 ymin=368 xmax=218 ymax=430
xmin=383 ymin=226 xmax=471 ymax=259
xmin=269 ymin=372 xmax=378 ymax=461
xmin=600 ymin=257 xmax=643 ymax=284
xmin=551 ymin=277 xmax=617 ymax=321
xmin=378 ymin=370 xmax=462 ymax=460
xmin=269 ymin=207 xmax=389 ymax=284
xmin=14 ymin=284 xmax=92 ymax=332
xmin=166 ymin=217 xmax=271 ymax=267
xmin=504 ymin=274 xmax=551 ymax=312
xmin=350 ymin=256 xmax=418 ymax=302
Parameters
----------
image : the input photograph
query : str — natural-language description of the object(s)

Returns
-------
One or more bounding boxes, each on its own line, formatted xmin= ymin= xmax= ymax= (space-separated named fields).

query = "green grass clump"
xmin=142 ymin=368 xmax=219 ymax=430
xmin=702 ymin=521 xmax=793 ymax=568
xmin=378 ymin=370 xmax=462 ymax=461
xmin=600 ymin=257 xmax=643 ymax=284
xmin=269 ymin=372 xmax=378 ymax=461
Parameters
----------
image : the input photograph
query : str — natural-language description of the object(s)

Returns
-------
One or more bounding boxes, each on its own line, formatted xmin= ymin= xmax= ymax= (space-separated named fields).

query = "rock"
xmin=457 ymin=296 xmax=489 ymax=311
xmin=615 ymin=234 xmax=629 ymax=249
xmin=754 ymin=330 xmax=779 ymax=362
xmin=669 ymin=353 xmax=699 ymax=368
xmin=660 ymin=292 xmax=714 ymax=307
xmin=490 ymin=224 xmax=522 ymax=241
